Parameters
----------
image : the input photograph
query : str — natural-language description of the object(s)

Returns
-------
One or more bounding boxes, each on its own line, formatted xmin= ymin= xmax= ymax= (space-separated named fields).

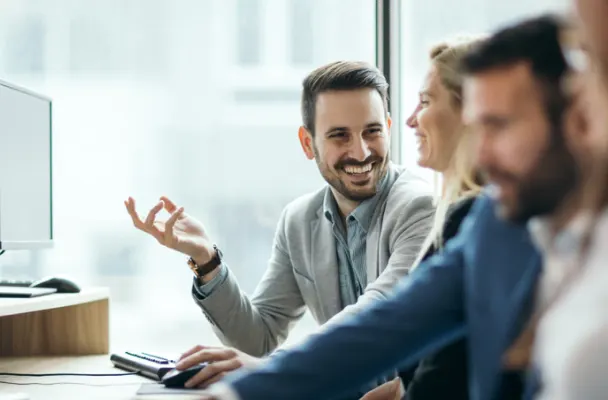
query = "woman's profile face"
xmin=406 ymin=64 xmax=463 ymax=172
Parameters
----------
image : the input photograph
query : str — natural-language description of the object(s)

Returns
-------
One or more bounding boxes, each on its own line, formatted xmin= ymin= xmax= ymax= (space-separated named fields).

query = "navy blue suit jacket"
xmin=223 ymin=195 xmax=542 ymax=400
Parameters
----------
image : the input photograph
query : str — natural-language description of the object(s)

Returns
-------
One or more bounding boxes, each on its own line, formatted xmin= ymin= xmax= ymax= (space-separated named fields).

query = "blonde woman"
xmin=399 ymin=37 xmax=485 ymax=400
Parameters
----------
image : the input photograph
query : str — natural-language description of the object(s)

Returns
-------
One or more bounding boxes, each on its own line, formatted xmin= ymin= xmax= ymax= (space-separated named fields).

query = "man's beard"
xmin=313 ymin=146 xmax=389 ymax=202
xmin=488 ymin=132 xmax=579 ymax=223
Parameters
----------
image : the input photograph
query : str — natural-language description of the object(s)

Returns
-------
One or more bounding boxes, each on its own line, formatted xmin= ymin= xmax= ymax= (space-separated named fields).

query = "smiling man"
xmin=196 ymin=14 xmax=586 ymax=400
xmin=126 ymin=61 xmax=434 ymax=393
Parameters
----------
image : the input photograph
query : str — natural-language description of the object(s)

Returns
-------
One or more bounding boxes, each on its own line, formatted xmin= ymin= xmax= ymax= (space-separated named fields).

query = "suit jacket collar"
xmin=311 ymin=163 xmax=400 ymax=320
xmin=322 ymin=164 xmax=395 ymax=234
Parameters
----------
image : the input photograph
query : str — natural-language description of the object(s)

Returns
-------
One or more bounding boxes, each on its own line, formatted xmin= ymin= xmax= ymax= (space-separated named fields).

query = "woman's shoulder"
xmin=442 ymin=195 xmax=479 ymax=242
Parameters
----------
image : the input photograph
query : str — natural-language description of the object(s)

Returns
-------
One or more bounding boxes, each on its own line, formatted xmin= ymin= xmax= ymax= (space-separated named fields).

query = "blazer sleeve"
xmin=191 ymin=207 xmax=307 ymax=357
xmin=213 ymin=209 xmax=481 ymax=400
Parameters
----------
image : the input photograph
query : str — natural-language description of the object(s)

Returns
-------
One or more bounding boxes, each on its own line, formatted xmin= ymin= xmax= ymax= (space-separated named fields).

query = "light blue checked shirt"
xmin=322 ymin=173 xmax=391 ymax=308
xmin=195 ymin=172 xmax=393 ymax=305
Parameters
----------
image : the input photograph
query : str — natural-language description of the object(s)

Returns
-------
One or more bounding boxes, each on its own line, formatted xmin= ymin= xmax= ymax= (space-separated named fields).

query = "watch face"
xmin=187 ymin=259 xmax=199 ymax=277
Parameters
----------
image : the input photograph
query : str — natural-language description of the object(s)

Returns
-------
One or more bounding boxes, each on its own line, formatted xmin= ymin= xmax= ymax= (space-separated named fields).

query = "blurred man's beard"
xmin=490 ymin=133 xmax=579 ymax=223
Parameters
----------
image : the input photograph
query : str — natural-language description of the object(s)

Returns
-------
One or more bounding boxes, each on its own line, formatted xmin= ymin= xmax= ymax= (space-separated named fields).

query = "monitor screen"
xmin=0 ymin=80 xmax=53 ymax=250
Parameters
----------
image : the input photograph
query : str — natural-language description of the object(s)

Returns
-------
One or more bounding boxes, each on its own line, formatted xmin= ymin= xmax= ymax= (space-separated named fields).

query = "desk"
xmin=0 ymin=355 xmax=148 ymax=399
xmin=0 ymin=288 xmax=109 ymax=356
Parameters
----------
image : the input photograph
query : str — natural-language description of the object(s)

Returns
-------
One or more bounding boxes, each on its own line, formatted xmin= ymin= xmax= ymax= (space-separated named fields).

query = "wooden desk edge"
xmin=0 ymin=287 xmax=110 ymax=356
xmin=0 ymin=287 xmax=110 ymax=317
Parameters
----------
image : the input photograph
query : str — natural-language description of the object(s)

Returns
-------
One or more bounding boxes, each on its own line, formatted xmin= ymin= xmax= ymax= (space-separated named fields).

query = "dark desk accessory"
xmin=110 ymin=351 xmax=177 ymax=381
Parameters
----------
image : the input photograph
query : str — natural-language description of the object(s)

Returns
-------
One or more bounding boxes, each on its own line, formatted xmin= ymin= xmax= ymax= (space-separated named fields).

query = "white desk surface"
xmin=0 ymin=288 xmax=110 ymax=317
xmin=0 ymin=355 xmax=155 ymax=400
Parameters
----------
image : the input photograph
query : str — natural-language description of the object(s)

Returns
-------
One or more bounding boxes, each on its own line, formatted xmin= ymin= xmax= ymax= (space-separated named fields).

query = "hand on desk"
xmin=360 ymin=377 xmax=403 ymax=400
xmin=176 ymin=345 xmax=264 ymax=389
xmin=125 ymin=196 xmax=220 ymax=280
xmin=174 ymin=345 xmax=402 ymax=399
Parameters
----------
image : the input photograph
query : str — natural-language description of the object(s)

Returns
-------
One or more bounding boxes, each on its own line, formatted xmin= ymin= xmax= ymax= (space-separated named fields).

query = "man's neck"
xmin=331 ymin=189 xmax=361 ymax=222
xmin=548 ymin=189 xmax=583 ymax=235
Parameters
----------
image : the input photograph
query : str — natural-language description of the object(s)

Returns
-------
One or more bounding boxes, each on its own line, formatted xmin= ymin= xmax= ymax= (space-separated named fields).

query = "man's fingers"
xmin=360 ymin=378 xmax=402 ymax=400
xmin=177 ymin=345 xmax=221 ymax=362
xmin=196 ymin=371 xmax=226 ymax=388
xmin=125 ymin=197 xmax=145 ymax=228
xmin=178 ymin=345 xmax=206 ymax=362
xmin=177 ymin=348 xmax=236 ymax=370
xmin=164 ymin=206 xmax=185 ymax=242
xmin=160 ymin=196 xmax=178 ymax=213
xmin=145 ymin=201 xmax=164 ymax=227
xmin=185 ymin=358 xmax=243 ymax=388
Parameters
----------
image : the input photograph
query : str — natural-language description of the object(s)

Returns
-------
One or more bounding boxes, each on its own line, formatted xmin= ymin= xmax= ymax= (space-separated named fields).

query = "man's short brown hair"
xmin=301 ymin=61 xmax=389 ymax=136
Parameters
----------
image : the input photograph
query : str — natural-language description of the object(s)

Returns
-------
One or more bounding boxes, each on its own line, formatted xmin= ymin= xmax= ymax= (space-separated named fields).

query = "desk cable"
xmin=0 ymin=371 xmax=142 ymax=387
xmin=0 ymin=372 xmax=139 ymax=377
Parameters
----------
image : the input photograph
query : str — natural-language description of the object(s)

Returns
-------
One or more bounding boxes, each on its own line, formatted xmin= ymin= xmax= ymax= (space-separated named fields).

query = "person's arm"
xmin=206 ymin=220 xmax=472 ymax=400
xmin=192 ymin=208 xmax=306 ymax=357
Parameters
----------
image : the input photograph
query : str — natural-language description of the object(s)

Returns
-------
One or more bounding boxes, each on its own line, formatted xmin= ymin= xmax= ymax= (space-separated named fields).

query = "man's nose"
xmin=349 ymin=137 xmax=372 ymax=161
xmin=475 ymin=133 xmax=493 ymax=170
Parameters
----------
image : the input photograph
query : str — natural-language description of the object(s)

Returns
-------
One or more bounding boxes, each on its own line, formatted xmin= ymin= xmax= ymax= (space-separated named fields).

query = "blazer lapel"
xmin=310 ymin=213 xmax=341 ymax=321
xmin=505 ymin=253 xmax=542 ymax=345
xmin=365 ymin=213 xmax=382 ymax=284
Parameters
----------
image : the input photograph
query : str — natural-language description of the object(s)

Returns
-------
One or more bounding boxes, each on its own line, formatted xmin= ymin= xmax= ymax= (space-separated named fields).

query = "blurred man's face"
xmin=574 ymin=0 xmax=608 ymax=73
xmin=463 ymin=62 xmax=578 ymax=222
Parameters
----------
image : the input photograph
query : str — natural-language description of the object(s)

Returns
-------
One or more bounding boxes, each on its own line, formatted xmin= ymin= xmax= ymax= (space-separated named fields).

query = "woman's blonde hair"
xmin=411 ymin=36 xmax=486 ymax=271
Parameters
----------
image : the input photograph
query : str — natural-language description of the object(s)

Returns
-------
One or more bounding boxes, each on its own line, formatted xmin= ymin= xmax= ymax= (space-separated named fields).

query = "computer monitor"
xmin=0 ymin=79 xmax=53 ymax=250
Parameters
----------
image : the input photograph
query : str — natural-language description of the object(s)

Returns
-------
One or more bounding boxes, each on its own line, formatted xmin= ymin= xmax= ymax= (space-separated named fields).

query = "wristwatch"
xmin=187 ymin=245 xmax=223 ymax=278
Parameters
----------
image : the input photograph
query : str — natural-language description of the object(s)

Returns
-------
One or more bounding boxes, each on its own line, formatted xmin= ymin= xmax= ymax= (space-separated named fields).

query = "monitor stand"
xmin=0 ymin=277 xmax=52 ymax=298
xmin=0 ymin=286 xmax=56 ymax=298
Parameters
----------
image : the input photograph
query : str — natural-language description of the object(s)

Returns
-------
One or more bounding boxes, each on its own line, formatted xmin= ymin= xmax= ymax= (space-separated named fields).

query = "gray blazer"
xmin=193 ymin=165 xmax=434 ymax=357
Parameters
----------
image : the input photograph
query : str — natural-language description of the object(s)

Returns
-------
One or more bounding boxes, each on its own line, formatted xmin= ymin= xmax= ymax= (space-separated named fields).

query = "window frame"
xmin=376 ymin=0 xmax=403 ymax=165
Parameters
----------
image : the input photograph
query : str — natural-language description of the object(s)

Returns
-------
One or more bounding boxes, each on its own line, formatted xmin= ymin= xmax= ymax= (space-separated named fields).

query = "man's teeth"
xmin=344 ymin=164 xmax=373 ymax=174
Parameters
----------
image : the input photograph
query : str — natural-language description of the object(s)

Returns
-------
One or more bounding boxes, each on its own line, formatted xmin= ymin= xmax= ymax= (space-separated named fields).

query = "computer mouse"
xmin=161 ymin=363 xmax=207 ymax=388
xmin=30 ymin=276 xmax=81 ymax=293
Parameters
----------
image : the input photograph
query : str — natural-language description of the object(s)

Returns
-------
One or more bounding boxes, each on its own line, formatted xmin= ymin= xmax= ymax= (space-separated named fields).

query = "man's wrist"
xmin=198 ymin=264 xmax=222 ymax=284
xmin=192 ymin=248 xmax=213 ymax=266
xmin=188 ymin=244 xmax=223 ymax=279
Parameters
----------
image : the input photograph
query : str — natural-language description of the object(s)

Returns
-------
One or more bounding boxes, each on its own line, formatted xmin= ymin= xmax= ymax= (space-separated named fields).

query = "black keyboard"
xmin=110 ymin=351 xmax=178 ymax=381
xmin=0 ymin=279 xmax=35 ymax=287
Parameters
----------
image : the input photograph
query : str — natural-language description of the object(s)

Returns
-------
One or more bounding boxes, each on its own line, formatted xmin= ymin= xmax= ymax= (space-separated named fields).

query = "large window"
xmin=399 ymin=0 xmax=569 ymax=181
xmin=0 ymin=0 xmax=375 ymax=353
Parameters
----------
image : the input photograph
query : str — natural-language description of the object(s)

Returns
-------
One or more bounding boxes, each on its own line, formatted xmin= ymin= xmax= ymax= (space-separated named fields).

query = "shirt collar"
xmin=528 ymin=211 xmax=593 ymax=257
xmin=323 ymin=168 xmax=392 ymax=233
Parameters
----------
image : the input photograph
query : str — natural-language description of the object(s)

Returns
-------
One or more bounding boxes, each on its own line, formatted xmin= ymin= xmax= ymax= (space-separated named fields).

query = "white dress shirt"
xmin=533 ymin=209 xmax=608 ymax=400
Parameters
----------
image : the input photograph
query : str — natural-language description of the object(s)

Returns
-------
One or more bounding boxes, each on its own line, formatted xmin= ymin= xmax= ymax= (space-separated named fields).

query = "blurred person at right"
xmin=526 ymin=3 xmax=608 ymax=400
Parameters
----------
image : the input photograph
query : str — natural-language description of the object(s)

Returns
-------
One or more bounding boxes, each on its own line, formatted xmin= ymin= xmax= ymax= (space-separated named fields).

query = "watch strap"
xmin=188 ymin=245 xmax=222 ymax=277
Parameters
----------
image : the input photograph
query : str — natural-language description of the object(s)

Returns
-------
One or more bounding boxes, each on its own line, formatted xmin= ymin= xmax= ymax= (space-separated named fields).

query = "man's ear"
xmin=298 ymin=126 xmax=315 ymax=160
xmin=563 ymin=89 xmax=592 ymax=171
xmin=387 ymin=115 xmax=392 ymax=136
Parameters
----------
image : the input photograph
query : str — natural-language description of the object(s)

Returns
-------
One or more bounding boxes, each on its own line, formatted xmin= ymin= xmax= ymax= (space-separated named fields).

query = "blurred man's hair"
xmin=461 ymin=14 xmax=570 ymax=131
